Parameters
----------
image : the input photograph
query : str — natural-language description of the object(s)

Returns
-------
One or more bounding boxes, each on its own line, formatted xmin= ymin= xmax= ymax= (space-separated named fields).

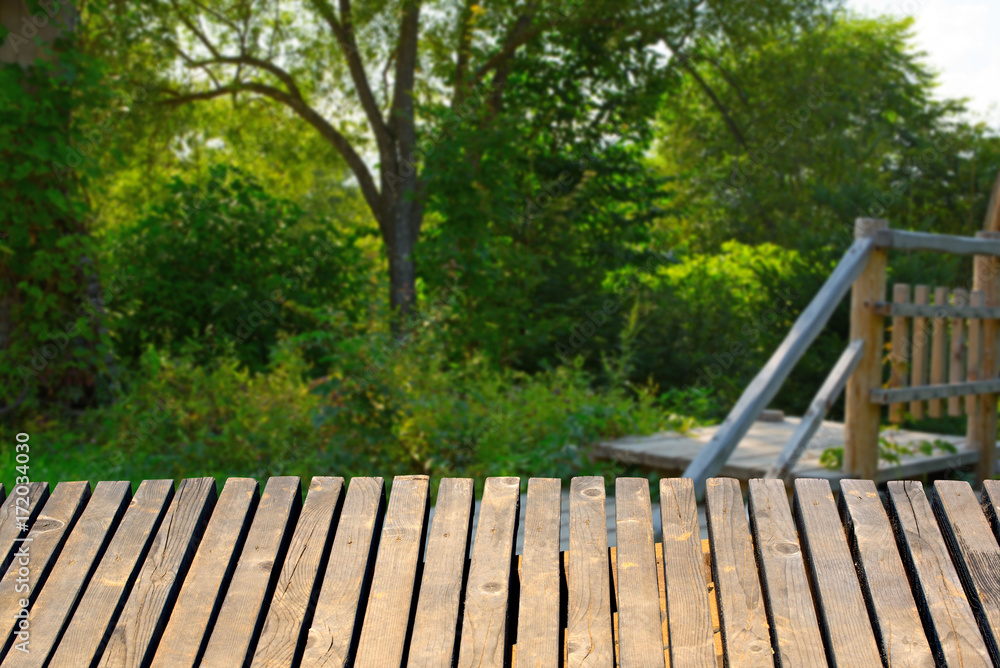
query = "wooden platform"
xmin=6 ymin=476 xmax=1000 ymax=666
xmin=595 ymin=416 xmax=975 ymax=489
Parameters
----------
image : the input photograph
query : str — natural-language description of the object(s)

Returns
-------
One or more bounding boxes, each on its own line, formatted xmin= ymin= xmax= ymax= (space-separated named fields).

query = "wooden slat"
xmin=301 ymin=477 xmax=385 ymax=667
xmin=200 ymin=477 xmax=301 ymax=667
xmin=684 ymin=234 xmax=877 ymax=496
xmin=793 ymin=478 xmax=881 ymax=666
xmin=767 ymin=339 xmax=864 ymax=480
xmin=355 ymin=476 xmax=430 ymax=667
xmin=251 ymin=476 xmax=344 ymax=668
xmin=0 ymin=483 xmax=48 ymax=576
xmin=884 ymin=480 xmax=991 ymax=666
xmin=910 ymin=285 xmax=930 ymax=419
xmin=838 ymin=479 xmax=934 ymax=667
xmin=747 ymin=479 xmax=825 ymax=667
xmin=967 ymin=290 xmax=985 ymax=414
xmin=889 ymin=283 xmax=911 ymax=423
xmin=0 ymin=482 xmax=89 ymax=657
xmin=870 ymin=378 xmax=1000 ymax=404
xmin=704 ymin=478 xmax=772 ymax=666
xmin=98 ymin=478 xmax=217 ymax=668
xmin=932 ymin=480 xmax=1000 ymax=663
xmin=614 ymin=478 xmax=665 ymax=668
xmin=875 ymin=228 xmax=1000 ymax=257
xmin=929 ymin=286 xmax=949 ymax=417
xmin=974 ymin=235 xmax=1000 ymax=482
xmin=456 ymin=477 xmax=520 ymax=668
xmin=982 ymin=480 xmax=1000 ymax=543
xmin=46 ymin=479 xmax=175 ymax=668
xmin=872 ymin=301 xmax=1000 ymax=320
xmin=406 ymin=478 xmax=474 ymax=668
xmin=566 ymin=476 xmax=613 ymax=667
xmin=150 ymin=478 xmax=259 ymax=668
xmin=949 ymin=288 xmax=968 ymax=416
xmin=515 ymin=478 xmax=561 ymax=667
xmin=0 ymin=481 xmax=130 ymax=667
xmin=658 ymin=479 xmax=714 ymax=668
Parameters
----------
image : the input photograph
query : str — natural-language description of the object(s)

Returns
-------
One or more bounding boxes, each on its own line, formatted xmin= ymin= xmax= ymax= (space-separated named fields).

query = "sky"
xmin=847 ymin=0 xmax=1000 ymax=127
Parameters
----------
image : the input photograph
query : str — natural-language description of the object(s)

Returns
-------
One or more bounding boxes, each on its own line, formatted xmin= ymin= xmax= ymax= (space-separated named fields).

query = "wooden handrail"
xmin=871 ymin=300 xmax=1000 ymax=319
xmin=870 ymin=379 xmax=1000 ymax=404
xmin=876 ymin=229 xmax=1000 ymax=257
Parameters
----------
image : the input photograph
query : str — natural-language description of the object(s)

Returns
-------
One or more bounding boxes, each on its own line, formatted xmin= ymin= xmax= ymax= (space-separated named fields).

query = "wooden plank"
xmin=684 ymin=233 xmax=877 ymax=497
xmin=200 ymin=477 xmax=301 ymax=668
xmin=566 ymin=477 xmax=613 ymax=667
xmin=0 ymin=482 xmax=89 ymax=657
xmin=872 ymin=301 xmax=1000 ymax=320
xmin=982 ymin=480 xmax=1000 ymax=543
xmin=747 ymin=479 xmax=825 ymax=667
xmin=456 ymin=477 xmax=520 ymax=668
xmin=658 ymin=479 xmax=715 ymax=668
xmin=875 ymin=228 xmax=1000 ymax=257
xmin=355 ymin=476 xmax=429 ymax=668
xmin=910 ymin=285 xmax=930 ymax=419
xmin=766 ymin=340 xmax=864 ymax=480
xmin=0 ymin=483 xmax=48 ymax=576
xmin=45 ymin=479 xmax=175 ymax=668
xmin=704 ymin=478 xmax=772 ymax=666
xmin=0 ymin=481 xmax=130 ymax=667
xmin=614 ymin=478 xmax=665 ymax=668
xmin=949 ymin=288 xmax=968 ymax=416
xmin=889 ymin=283 xmax=911 ymax=423
xmin=251 ymin=476 xmax=344 ymax=668
xmin=884 ymin=480 xmax=991 ymax=666
xmin=98 ymin=477 xmax=217 ymax=668
xmin=973 ymin=234 xmax=1000 ymax=483
xmin=845 ymin=218 xmax=889 ymax=480
xmin=870 ymin=378 xmax=1000 ymax=404
xmin=929 ymin=286 xmax=949 ymax=417
xmin=514 ymin=478 xmax=561 ymax=667
xmin=932 ymin=480 xmax=1000 ymax=663
xmin=838 ymin=479 xmax=934 ymax=667
xmin=406 ymin=479 xmax=474 ymax=668
xmin=793 ymin=478 xmax=881 ymax=666
xmin=301 ymin=477 xmax=385 ymax=667
xmin=967 ymin=290 xmax=985 ymax=414
xmin=150 ymin=478 xmax=259 ymax=668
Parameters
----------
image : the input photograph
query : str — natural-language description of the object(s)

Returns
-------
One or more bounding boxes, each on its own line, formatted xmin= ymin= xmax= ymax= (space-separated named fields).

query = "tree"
xmin=128 ymin=0 xmax=834 ymax=329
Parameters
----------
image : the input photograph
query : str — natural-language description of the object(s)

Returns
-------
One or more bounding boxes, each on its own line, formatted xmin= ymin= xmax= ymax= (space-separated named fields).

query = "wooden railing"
xmin=685 ymin=218 xmax=1000 ymax=498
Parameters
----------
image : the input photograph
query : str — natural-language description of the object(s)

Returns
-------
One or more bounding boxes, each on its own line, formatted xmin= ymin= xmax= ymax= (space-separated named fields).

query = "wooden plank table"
xmin=2 ymin=475 xmax=1000 ymax=667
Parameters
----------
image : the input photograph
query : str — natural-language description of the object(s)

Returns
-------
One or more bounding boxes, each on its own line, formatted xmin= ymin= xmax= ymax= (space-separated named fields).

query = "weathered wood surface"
xmin=12 ymin=474 xmax=1000 ymax=667
xmin=876 ymin=228 xmax=1000 ymax=257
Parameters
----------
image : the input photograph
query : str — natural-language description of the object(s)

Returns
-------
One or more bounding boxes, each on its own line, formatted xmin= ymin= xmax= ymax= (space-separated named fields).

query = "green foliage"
xmin=819 ymin=434 xmax=959 ymax=471
xmin=107 ymin=165 xmax=371 ymax=371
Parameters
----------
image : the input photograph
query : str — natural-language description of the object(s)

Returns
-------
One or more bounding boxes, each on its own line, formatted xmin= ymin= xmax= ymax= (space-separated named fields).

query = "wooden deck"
xmin=2 ymin=475 xmax=1000 ymax=666
xmin=595 ymin=416 xmax=975 ymax=490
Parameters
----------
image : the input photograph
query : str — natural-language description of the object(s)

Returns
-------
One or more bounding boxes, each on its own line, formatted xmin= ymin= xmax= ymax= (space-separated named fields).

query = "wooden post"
xmin=910 ymin=285 xmax=929 ymax=420
xmin=967 ymin=290 xmax=985 ymax=416
xmin=889 ymin=283 xmax=911 ymax=424
xmin=844 ymin=218 xmax=888 ymax=479
xmin=928 ymin=286 xmax=948 ymax=418
xmin=949 ymin=289 xmax=968 ymax=417
xmin=973 ymin=231 xmax=1000 ymax=484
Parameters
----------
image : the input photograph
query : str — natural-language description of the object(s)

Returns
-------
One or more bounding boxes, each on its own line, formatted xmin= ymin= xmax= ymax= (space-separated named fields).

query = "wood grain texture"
xmin=747 ymin=479 xmax=825 ymax=667
xmin=456 ymin=477 xmax=520 ymax=668
xmin=301 ymin=477 xmax=385 ymax=668
xmin=251 ymin=477 xmax=344 ymax=668
xmin=0 ymin=481 xmax=130 ymax=667
xmin=0 ymin=483 xmax=49 ymax=577
xmin=838 ymin=479 xmax=934 ymax=667
xmin=354 ymin=476 xmax=429 ymax=668
xmin=515 ymin=478 xmax=561 ymax=668
xmin=704 ymin=477 xmax=772 ymax=667
xmin=150 ymin=477 xmax=259 ymax=668
xmin=201 ymin=477 xmax=302 ymax=668
xmin=566 ymin=477 xmax=613 ymax=668
xmin=658 ymin=478 xmax=715 ymax=668
xmin=406 ymin=478 xmax=474 ymax=668
xmin=98 ymin=477 xmax=217 ymax=668
xmin=793 ymin=478 xmax=881 ymax=667
xmin=46 ymin=479 xmax=174 ymax=668
xmin=929 ymin=286 xmax=948 ymax=417
xmin=932 ymin=480 xmax=1000 ymax=664
xmin=885 ymin=480 xmax=991 ymax=667
xmin=982 ymin=480 xmax=1000 ymax=543
xmin=614 ymin=478 xmax=665 ymax=668
xmin=0 ymin=481 xmax=89 ymax=657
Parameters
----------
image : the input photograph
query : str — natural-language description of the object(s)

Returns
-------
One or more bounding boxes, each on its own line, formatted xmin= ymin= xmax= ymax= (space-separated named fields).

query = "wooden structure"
xmin=6 ymin=474 xmax=1000 ymax=667
xmin=684 ymin=220 xmax=1000 ymax=498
